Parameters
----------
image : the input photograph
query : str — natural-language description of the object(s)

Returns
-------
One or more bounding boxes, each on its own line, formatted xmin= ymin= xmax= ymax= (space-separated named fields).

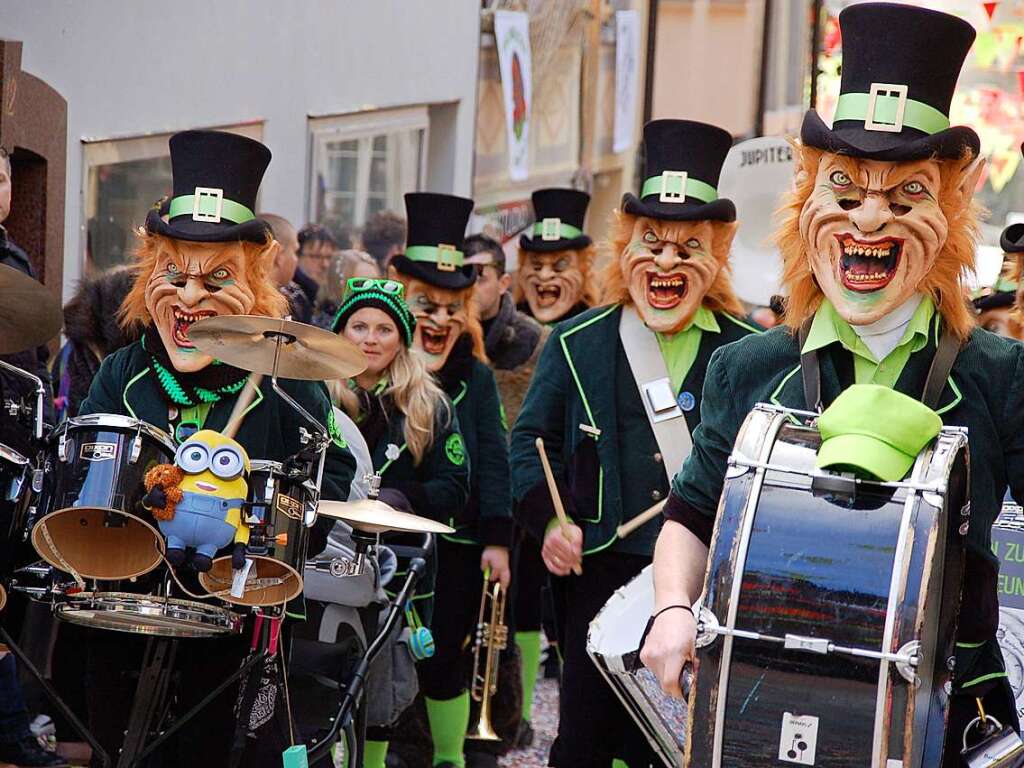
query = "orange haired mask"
xmin=124 ymin=234 xmax=284 ymax=373
xmin=398 ymin=277 xmax=485 ymax=372
xmin=515 ymin=246 xmax=597 ymax=323
xmin=782 ymin=148 xmax=983 ymax=333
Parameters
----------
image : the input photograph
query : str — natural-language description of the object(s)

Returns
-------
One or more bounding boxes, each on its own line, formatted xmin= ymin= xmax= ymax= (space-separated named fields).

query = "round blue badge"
xmin=677 ymin=391 xmax=696 ymax=412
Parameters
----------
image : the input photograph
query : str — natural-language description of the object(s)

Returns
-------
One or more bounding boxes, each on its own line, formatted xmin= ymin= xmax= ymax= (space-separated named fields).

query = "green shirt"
xmin=656 ymin=306 xmax=720 ymax=393
xmin=802 ymin=298 xmax=935 ymax=389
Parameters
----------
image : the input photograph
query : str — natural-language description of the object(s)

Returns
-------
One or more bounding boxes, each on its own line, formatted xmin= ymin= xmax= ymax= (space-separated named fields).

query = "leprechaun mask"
xmin=795 ymin=152 xmax=983 ymax=327
xmin=403 ymin=278 xmax=474 ymax=372
xmin=517 ymin=248 xmax=589 ymax=323
xmin=615 ymin=215 xmax=737 ymax=334
xmin=120 ymin=234 xmax=285 ymax=373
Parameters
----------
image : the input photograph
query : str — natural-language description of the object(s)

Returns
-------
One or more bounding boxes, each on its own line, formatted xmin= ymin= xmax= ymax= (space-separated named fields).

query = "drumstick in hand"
xmin=616 ymin=499 xmax=667 ymax=539
xmin=224 ymin=374 xmax=263 ymax=441
xmin=535 ymin=437 xmax=583 ymax=576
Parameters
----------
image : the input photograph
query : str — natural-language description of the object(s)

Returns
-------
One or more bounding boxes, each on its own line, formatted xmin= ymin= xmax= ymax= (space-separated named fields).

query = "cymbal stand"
xmin=0 ymin=359 xmax=45 ymax=440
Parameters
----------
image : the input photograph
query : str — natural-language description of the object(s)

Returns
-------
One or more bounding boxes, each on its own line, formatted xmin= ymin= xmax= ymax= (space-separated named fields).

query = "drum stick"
xmin=616 ymin=499 xmax=667 ymax=540
xmin=535 ymin=437 xmax=582 ymax=576
xmin=224 ymin=374 xmax=263 ymax=441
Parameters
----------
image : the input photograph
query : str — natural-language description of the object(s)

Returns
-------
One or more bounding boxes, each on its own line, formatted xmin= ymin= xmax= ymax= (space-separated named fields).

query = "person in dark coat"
xmin=76 ymin=130 xmax=356 ymax=766
xmin=642 ymin=6 xmax=1023 ymax=763
xmin=388 ymin=193 xmax=514 ymax=768
xmin=511 ymin=120 xmax=760 ymax=768
xmin=50 ymin=266 xmax=138 ymax=421
xmin=332 ymin=273 xmax=470 ymax=768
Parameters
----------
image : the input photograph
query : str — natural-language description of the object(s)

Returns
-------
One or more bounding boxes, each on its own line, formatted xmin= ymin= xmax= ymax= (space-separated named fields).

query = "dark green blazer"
xmin=443 ymin=359 xmax=513 ymax=548
xmin=668 ymin=319 xmax=1024 ymax=691
xmin=365 ymin=397 xmax=470 ymax=525
xmin=510 ymin=303 xmax=758 ymax=556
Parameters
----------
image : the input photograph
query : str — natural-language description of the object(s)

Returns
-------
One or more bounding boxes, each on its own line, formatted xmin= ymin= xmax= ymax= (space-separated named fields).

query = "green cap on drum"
xmin=815 ymin=384 xmax=942 ymax=482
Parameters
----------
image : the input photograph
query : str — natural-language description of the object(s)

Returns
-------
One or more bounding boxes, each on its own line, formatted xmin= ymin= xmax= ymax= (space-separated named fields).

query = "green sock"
xmin=425 ymin=692 xmax=470 ymax=768
xmin=363 ymin=739 xmax=389 ymax=768
xmin=612 ymin=760 xmax=630 ymax=768
xmin=515 ymin=630 xmax=542 ymax=720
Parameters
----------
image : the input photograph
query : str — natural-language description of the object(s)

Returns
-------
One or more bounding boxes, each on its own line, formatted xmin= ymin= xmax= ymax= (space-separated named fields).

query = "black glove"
xmin=142 ymin=486 xmax=167 ymax=510
xmin=231 ymin=542 xmax=248 ymax=570
xmin=377 ymin=487 xmax=413 ymax=514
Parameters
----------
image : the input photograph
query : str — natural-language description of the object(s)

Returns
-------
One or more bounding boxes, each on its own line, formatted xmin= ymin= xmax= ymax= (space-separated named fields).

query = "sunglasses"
xmin=345 ymin=277 xmax=406 ymax=299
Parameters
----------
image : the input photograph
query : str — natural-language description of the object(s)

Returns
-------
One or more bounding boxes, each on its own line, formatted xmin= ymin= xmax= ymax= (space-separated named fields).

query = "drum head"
xmin=31 ymin=508 xmax=164 ymax=580
xmin=55 ymin=592 xmax=243 ymax=638
xmin=199 ymin=555 xmax=303 ymax=607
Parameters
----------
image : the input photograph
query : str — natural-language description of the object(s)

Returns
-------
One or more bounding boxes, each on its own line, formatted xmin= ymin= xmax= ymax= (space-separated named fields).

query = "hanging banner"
xmin=613 ymin=10 xmax=641 ymax=153
xmin=494 ymin=10 xmax=532 ymax=181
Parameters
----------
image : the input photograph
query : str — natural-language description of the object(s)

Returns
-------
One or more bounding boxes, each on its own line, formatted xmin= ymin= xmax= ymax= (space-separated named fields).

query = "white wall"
xmin=1 ymin=0 xmax=480 ymax=298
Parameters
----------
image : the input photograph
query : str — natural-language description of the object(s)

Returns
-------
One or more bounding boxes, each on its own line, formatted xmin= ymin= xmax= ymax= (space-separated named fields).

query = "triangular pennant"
xmin=984 ymin=1 xmax=999 ymax=20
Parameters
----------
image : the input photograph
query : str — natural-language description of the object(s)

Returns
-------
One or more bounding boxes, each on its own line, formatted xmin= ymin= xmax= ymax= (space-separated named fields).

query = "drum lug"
xmin=128 ymin=435 xmax=142 ymax=464
xmin=695 ymin=605 xmax=720 ymax=649
xmin=57 ymin=433 xmax=68 ymax=462
xmin=895 ymin=640 xmax=921 ymax=686
xmin=31 ymin=468 xmax=43 ymax=493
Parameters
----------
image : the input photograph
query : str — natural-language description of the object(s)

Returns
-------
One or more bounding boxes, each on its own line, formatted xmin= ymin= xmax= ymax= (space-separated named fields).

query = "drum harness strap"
xmin=797 ymin=316 xmax=960 ymax=412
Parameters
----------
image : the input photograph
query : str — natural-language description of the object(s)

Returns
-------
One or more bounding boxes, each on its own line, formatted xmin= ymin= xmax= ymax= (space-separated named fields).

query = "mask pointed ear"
xmin=954 ymin=155 xmax=985 ymax=214
xmin=713 ymin=220 xmax=739 ymax=260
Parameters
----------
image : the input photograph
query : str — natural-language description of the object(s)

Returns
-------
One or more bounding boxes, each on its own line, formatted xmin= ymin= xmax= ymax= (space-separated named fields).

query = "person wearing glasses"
xmin=388 ymin=193 xmax=514 ymax=768
xmin=295 ymin=223 xmax=341 ymax=312
xmin=331 ymin=274 xmax=471 ymax=768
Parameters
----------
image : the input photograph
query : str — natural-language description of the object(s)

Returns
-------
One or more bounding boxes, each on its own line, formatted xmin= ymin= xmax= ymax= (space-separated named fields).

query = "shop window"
xmin=308 ymin=107 xmax=428 ymax=242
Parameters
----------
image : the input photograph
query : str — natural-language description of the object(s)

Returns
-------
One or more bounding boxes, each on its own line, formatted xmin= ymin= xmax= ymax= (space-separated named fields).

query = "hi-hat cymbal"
xmin=188 ymin=315 xmax=366 ymax=380
xmin=317 ymin=499 xmax=455 ymax=535
xmin=0 ymin=264 xmax=62 ymax=354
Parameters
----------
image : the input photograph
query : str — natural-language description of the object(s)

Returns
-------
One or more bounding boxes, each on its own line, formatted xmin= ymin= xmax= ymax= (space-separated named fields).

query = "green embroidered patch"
xmin=445 ymin=433 xmax=466 ymax=466
xmin=499 ymin=402 xmax=508 ymax=432
xmin=327 ymin=409 xmax=348 ymax=449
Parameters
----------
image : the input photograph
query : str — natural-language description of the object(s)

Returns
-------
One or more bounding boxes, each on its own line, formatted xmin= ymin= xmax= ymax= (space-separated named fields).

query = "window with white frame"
xmin=308 ymin=107 xmax=429 ymax=240
xmin=82 ymin=123 xmax=263 ymax=273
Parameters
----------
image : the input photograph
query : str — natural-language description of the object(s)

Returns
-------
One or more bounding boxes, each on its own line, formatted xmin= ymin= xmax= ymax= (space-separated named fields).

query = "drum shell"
xmin=0 ymin=442 xmax=37 ymax=578
xmin=31 ymin=415 xmax=176 ymax=581
xmin=199 ymin=461 xmax=314 ymax=606
xmin=689 ymin=405 xmax=967 ymax=768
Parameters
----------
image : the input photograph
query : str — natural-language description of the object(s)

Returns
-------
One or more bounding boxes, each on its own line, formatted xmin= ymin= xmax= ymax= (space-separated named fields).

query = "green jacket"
xmin=510 ymin=304 xmax=758 ymax=556
xmin=442 ymin=356 xmax=513 ymax=548
xmin=78 ymin=341 xmax=357 ymax=554
xmin=365 ymin=397 xmax=470 ymax=524
xmin=668 ymin=319 xmax=1024 ymax=691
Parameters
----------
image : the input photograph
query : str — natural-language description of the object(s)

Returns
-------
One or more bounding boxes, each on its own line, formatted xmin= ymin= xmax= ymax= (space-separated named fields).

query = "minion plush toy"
xmin=143 ymin=430 xmax=250 ymax=572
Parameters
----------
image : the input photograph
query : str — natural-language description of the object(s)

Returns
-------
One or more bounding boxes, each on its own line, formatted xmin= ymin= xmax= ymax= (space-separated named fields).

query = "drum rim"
xmin=55 ymin=591 xmax=243 ymax=637
xmin=62 ymin=414 xmax=177 ymax=453
xmin=0 ymin=442 xmax=28 ymax=466
xmin=30 ymin=507 xmax=166 ymax=581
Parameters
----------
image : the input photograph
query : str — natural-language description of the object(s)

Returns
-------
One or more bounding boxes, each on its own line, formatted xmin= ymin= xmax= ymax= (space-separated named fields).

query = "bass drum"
xmin=588 ymin=564 xmax=688 ymax=767
xmin=200 ymin=460 xmax=315 ymax=606
xmin=31 ymin=415 xmax=176 ymax=581
xmin=689 ymin=404 xmax=967 ymax=768
xmin=0 ymin=441 xmax=36 ymax=578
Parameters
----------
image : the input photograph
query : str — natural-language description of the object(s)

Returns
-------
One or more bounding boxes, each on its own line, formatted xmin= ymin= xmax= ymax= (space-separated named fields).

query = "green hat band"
xmin=531 ymin=219 xmax=584 ymax=241
xmin=640 ymin=173 xmax=718 ymax=204
xmin=405 ymin=244 xmax=465 ymax=271
xmin=332 ymin=289 xmax=416 ymax=346
xmin=833 ymin=90 xmax=951 ymax=135
xmin=167 ymin=191 xmax=255 ymax=225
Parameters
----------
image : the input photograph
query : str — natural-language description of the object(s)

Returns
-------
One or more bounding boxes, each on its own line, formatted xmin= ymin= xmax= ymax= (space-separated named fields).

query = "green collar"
xmin=655 ymin=307 xmax=720 ymax=393
xmin=803 ymin=298 xmax=935 ymax=388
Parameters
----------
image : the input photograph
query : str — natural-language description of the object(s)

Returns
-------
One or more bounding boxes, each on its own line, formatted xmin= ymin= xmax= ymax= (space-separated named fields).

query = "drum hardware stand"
xmin=306 ymin=555 xmax=427 ymax=766
xmin=0 ymin=359 xmax=45 ymax=440
xmin=0 ymin=622 xmax=111 ymax=767
xmin=306 ymin=473 xmax=384 ymax=579
xmin=693 ymin=606 xmax=921 ymax=685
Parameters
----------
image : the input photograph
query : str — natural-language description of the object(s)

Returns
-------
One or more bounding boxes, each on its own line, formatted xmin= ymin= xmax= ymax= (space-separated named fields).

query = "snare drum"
xmin=199 ymin=460 xmax=316 ymax=606
xmin=688 ymin=404 xmax=967 ymax=767
xmin=588 ymin=565 xmax=688 ymax=767
xmin=30 ymin=414 xmax=176 ymax=581
xmin=54 ymin=591 xmax=243 ymax=638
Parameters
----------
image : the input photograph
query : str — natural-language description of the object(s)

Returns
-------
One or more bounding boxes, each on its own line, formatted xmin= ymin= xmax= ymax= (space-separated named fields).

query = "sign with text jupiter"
xmin=494 ymin=10 xmax=532 ymax=181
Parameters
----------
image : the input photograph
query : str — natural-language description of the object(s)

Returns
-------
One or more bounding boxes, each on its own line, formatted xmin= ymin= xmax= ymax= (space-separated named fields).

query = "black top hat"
xmin=801 ymin=3 xmax=979 ymax=161
xmin=390 ymin=192 xmax=477 ymax=290
xmin=146 ymin=130 xmax=272 ymax=243
xmin=621 ymin=120 xmax=736 ymax=222
xmin=519 ymin=188 xmax=593 ymax=253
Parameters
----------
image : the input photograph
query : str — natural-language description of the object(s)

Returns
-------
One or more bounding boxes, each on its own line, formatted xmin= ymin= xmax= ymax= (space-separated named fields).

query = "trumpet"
xmin=466 ymin=571 xmax=508 ymax=741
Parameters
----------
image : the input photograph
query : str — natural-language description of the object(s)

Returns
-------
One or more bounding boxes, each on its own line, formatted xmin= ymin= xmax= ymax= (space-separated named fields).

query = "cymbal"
xmin=0 ymin=263 xmax=62 ymax=354
xmin=317 ymin=499 xmax=455 ymax=534
xmin=188 ymin=315 xmax=366 ymax=380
